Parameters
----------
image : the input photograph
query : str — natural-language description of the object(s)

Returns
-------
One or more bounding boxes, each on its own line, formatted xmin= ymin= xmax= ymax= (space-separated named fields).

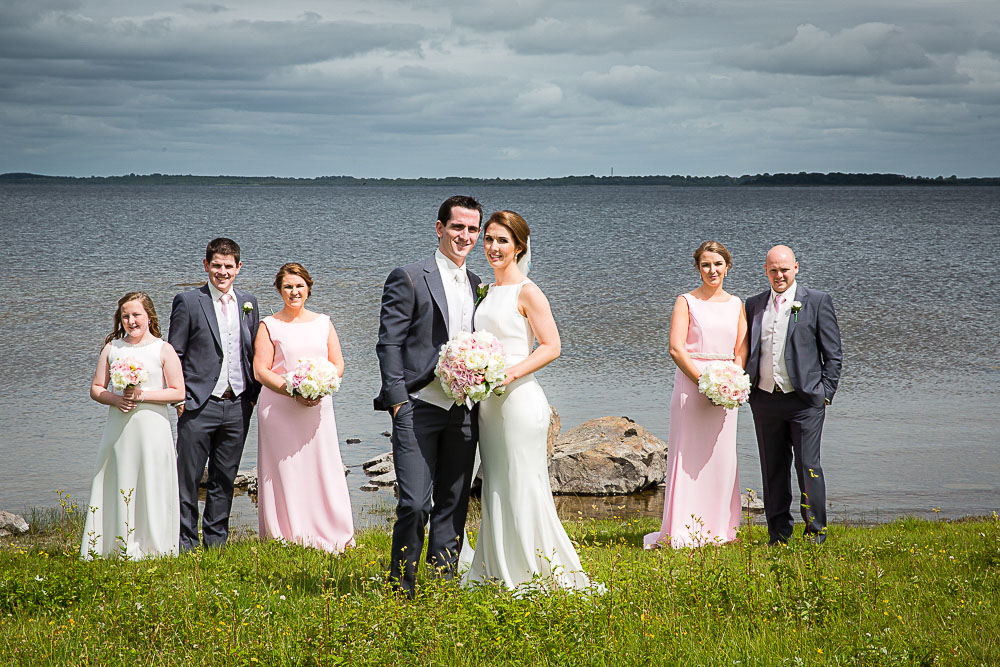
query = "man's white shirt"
xmin=412 ymin=251 xmax=474 ymax=409
xmin=758 ymin=281 xmax=797 ymax=394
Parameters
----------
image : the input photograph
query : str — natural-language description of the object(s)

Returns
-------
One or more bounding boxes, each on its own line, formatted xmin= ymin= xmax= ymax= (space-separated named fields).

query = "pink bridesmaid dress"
xmin=645 ymin=293 xmax=742 ymax=549
xmin=256 ymin=314 xmax=354 ymax=552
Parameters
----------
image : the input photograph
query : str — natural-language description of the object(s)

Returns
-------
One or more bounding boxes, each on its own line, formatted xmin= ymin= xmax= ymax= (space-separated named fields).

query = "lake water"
xmin=1 ymin=183 xmax=997 ymax=527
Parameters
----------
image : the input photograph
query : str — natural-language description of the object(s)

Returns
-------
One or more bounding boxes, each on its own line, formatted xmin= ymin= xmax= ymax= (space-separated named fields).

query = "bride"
xmin=460 ymin=210 xmax=601 ymax=592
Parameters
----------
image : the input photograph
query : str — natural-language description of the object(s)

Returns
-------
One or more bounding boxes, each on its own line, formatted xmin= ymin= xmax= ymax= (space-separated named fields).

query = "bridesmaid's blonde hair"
xmin=104 ymin=292 xmax=161 ymax=346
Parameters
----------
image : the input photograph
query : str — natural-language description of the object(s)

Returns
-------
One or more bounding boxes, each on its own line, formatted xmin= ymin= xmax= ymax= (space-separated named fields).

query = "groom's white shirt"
xmin=758 ymin=280 xmax=798 ymax=394
xmin=207 ymin=281 xmax=246 ymax=398
xmin=412 ymin=250 xmax=474 ymax=410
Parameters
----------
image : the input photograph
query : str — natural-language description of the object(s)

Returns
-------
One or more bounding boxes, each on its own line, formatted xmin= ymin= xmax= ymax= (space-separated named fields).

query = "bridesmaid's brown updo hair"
xmin=104 ymin=292 xmax=161 ymax=346
xmin=483 ymin=210 xmax=530 ymax=262
xmin=693 ymin=240 xmax=733 ymax=271
xmin=274 ymin=262 xmax=314 ymax=298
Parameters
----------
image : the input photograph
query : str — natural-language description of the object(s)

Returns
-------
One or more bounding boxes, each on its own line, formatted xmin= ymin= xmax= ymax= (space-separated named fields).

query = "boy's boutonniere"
xmin=475 ymin=284 xmax=490 ymax=306
xmin=790 ymin=301 xmax=802 ymax=322
xmin=242 ymin=302 xmax=254 ymax=315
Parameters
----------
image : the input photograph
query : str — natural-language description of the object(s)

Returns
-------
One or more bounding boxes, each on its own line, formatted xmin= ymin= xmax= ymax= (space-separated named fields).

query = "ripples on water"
xmin=1 ymin=184 xmax=998 ymax=525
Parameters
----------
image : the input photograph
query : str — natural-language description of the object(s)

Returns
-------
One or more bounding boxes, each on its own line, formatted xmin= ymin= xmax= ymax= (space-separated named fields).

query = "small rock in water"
xmin=370 ymin=471 xmax=397 ymax=487
xmin=346 ymin=437 xmax=361 ymax=444
xmin=360 ymin=483 xmax=379 ymax=492
xmin=740 ymin=488 xmax=765 ymax=511
xmin=381 ymin=431 xmax=392 ymax=438
xmin=362 ymin=451 xmax=393 ymax=471
xmin=365 ymin=461 xmax=394 ymax=476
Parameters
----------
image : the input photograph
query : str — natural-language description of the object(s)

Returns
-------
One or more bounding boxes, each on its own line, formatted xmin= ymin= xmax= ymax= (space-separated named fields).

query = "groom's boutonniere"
xmin=790 ymin=301 xmax=803 ymax=322
xmin=242 ymin=302 xmax=254 ymax=315
xmin=475 ymin=284 xmax=490 ymax=305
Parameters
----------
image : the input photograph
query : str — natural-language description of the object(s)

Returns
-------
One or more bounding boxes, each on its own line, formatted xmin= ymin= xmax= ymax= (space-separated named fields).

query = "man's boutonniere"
xmin=475 ymin=284 xmax=490 ymax=306
xmin=242 ymin=302 xmax=254 ymax=315
xmin=790 ymin=301 xmax=803 ymax=322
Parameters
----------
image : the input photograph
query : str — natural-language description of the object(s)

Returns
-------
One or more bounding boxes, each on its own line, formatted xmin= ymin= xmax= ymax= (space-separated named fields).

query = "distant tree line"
xmin=1 ymin=171 xmax=997 ymax=187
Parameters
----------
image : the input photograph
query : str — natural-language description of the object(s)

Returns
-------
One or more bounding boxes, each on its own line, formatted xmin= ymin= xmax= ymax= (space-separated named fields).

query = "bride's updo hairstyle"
xmin=693 ymin=240 xmax=733 ymax=272
xmin=484 ymin=210 xmax=530 ymax=262
xmin=274 ymin=262 xmax=314 ymax=298
xmin=105 ymin=291 xmax=161 ymax=346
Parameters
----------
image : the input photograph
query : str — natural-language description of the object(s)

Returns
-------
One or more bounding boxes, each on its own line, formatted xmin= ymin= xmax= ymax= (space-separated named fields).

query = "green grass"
xmin=1 ymin=499 xmax=998 ymax=666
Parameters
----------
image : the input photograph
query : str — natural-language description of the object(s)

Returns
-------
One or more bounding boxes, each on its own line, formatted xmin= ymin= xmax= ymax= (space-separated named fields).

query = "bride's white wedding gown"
xmin=460 ymin=280 xmax=600 ymax=592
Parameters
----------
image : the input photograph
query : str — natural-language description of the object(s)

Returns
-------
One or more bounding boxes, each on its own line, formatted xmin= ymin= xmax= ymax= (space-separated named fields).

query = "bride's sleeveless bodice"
xmin=474 ymin=281 xmax=533 ymax=365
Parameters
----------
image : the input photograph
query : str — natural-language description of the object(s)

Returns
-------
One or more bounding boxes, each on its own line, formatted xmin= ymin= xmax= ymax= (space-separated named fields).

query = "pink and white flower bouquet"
xmin=697 ymin=360 xmax=751 ymax=409
xmin=109 ymin=357 xmax=148 ymax=391
xmin=284 ymin=358 xmax=341 ymax=400
xmin=435 ymin=331 xmax=507 ymax=406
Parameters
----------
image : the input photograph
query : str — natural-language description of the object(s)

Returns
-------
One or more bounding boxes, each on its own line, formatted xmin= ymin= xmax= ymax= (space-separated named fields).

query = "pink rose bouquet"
xmin=284 ymin=358 xmax=341 ymax=400
xmin=109 ymin=357 xmax=148 ymax=391
xmin=435 ymin=331 xmax=506 ymax=407
xmin=697 ymin=360 xmax=751 ymax=409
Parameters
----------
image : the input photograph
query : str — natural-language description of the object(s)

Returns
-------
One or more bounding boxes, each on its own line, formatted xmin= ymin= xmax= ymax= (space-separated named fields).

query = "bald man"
xmin=746 ymin=245 xmax=842 ymax=545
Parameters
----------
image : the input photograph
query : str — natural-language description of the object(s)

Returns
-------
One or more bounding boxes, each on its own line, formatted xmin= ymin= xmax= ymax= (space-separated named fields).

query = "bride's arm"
xmin=126 ymin=344 xmax=186 ymax=405
xmin=668 ymin=296 xmax=701 ymax=384
xmin=505 ymin=283 xmax=560 ymax=385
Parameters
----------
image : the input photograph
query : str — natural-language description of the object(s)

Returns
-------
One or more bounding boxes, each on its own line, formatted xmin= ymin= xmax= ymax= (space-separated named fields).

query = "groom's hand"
xmin=392 ymin=401 xmax=406 ymax=417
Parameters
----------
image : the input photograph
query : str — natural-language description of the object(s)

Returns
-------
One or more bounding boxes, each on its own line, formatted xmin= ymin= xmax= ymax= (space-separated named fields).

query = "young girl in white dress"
xmin=460 ymin=211 xmax=603 ymax=593
xmin=81 ymin=292 xmax=185 ymax=559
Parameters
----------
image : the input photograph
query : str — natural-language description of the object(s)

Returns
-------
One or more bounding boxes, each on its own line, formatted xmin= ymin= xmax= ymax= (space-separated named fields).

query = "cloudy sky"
xmin=2 ymin=0 xmax=998 ymax=178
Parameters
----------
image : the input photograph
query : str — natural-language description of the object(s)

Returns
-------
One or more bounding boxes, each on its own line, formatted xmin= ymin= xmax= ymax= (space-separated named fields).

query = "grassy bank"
xmin=1 ymin=502 xmax=998 ymax=666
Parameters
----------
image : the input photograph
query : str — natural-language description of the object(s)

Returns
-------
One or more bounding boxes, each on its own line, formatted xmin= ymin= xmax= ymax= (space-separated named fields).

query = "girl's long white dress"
xmin=81 ymin=338 xmax=179 ymax=560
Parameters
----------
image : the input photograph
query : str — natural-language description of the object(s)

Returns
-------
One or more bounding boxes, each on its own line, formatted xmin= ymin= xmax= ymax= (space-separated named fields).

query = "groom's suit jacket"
xmin=168 ymin=284 xmax=261 ymax=411
xmin=374 ymin=256 xmax=481 ymax=411
xmin=746 ymin=284 xmax=843 ymax=408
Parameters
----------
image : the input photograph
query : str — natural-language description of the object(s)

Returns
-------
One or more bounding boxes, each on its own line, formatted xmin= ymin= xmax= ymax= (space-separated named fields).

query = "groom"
xmin=375 ymin=195 xmax=483 ymax=598
xmin=747 ymin=245 xmax=842 ymax=545
xmin=169 ymin=237 xmax=260 ymax=551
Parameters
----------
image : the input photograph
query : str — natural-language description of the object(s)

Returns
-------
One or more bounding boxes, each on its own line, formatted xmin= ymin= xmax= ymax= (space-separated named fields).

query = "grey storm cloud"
xmin=1 ymin=0 xmax=999 ymax=178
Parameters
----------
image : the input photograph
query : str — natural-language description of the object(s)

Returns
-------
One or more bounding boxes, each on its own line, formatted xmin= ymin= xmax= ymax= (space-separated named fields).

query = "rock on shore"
xmin=1 ymin=510 xmax=30 ymax=537
xmin=548 ymin=416 xmax=668 ymax=495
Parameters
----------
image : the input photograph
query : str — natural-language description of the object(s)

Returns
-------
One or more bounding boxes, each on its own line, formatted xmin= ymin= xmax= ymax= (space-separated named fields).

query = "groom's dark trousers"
xmin=390 ymin=400 xmax=477 ymax=595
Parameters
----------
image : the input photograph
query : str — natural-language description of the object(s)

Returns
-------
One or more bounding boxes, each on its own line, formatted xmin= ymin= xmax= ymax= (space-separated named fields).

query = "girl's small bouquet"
xmin=285 ymin=358 xmax=341 ymax=400
xmin=698 ymin=360 xmax=751 ymax=409
xmin=110 ymin=357 xmax=148 ymax=391
xmin=435 ymin=331 xmax=507 ymax=407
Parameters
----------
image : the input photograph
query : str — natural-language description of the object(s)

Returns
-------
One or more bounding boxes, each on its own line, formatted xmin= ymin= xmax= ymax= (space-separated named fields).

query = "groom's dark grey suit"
xmin=747 ymin=283 xmax=842 ymax=544
xmin=169 ymin=284 xmax=260 ymax=549
xmin=375 ymin=256 xmax=481 ymax=596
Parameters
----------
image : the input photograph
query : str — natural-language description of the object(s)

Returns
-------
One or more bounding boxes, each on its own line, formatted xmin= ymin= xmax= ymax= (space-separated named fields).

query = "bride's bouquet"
xmin=284 ymin=358 xmax=341 ymax=400
xmin=435 ymin=331 xmax=507 ymax=406
xmin=109 ymin=357 xmax=148 ymax=391
xmin=698 ymin=360 xmax=751 ymax=409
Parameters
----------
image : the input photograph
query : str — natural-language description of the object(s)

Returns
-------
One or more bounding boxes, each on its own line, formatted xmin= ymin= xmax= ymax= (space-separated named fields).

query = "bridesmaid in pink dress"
xmin=645 ymin=241 xmax=749 ymax=549
xmin=253 ymin=263 xmax=354 ymax=552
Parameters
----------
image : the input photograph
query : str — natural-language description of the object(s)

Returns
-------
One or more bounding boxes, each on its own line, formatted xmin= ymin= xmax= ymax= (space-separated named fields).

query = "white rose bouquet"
xmin=109 ymin=357 xmax=148 ymax=391
xmin=284 ymin=358 xmax=341 ymax=400
xmin=698 ymin=360 xmax=751 ymax=409
xmin=435 ymin=331 xmax=507 ymax=407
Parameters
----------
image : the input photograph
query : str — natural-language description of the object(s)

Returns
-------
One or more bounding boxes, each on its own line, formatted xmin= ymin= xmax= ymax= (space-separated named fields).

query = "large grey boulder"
xmin=549 ymin=416 xmax=667 ymax=495
xmin=0 ymin=510 xmax=30 ymax=537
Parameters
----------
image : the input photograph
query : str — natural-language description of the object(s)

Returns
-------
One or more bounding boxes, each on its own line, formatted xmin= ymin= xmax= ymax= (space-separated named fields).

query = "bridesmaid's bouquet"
xmin=285 ymin=358 xmax=341 ymax=400
xmin=109 ymin=357 xmax=148 ymax=391
xmin=435 ymin=331 xmax=507 ymax=406
xmin=698 ymin=361 xmax=751 ymax=409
